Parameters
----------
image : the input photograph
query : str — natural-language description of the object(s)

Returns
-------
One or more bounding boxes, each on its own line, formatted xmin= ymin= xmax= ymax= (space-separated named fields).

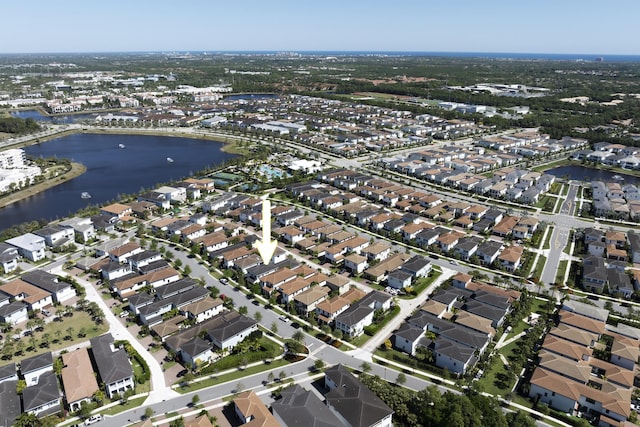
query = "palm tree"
xmin=292 ymin=330 xmax=305 ymax=344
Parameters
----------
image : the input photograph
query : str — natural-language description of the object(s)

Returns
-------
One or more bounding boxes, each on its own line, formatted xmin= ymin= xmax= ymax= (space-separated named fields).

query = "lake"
xmin=0 ymin=133 xmax=237 ymax=229
xmin=545 ymin=165 xmax=640 ymax=186
xmin=11 ymin=109 xmax=98 ymax=124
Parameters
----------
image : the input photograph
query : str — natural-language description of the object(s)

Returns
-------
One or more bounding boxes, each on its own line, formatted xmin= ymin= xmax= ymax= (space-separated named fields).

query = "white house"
xmin=387 ymin=269 xmax=413 ymax=289
xmin=0 ymin=243 xmax=20 ymax=273
xmin=21 ymin=352 xmax=54 ymax=386
xmin=6 ymin=233 xmax=46 ymax=262
xmin=0 ymin=301 xmax=29 ymax=325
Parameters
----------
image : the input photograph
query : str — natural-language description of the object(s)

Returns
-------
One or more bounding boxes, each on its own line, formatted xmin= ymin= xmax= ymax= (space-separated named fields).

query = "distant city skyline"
xmin=2 ymin=0 xmax=639 ymax=55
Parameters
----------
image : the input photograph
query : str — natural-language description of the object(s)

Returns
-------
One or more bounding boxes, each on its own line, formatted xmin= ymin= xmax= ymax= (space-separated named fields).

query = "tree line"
xmin=358 ymin=375 xmax=536 ymax=427
xmin=0 ymin=117 xmax=40 ymax=134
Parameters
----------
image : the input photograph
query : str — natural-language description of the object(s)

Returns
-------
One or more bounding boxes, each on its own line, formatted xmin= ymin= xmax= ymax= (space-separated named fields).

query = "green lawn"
xmin=0 ymin=311 xmax=108 ymax=366
xmin=535 ymin=195 xmax=558 ymax=212
xmin=100 ymin=396 xmax=148 ymax=416
xmin=477 ymin=340 xmax=521 ymax=396
xmin=405 ymin=270 xmax=442 ymax=298
xmin=132 ymin=357 xmax=151 ymax=394
xmin=555 ymin=260 xmax=568 ymax=285
xmin=533 ymin=255 xmax=547 ymax=281
xmin=542 ymin=226 xmax=554 ymax=250
xmin=176 ymin=358 xmax=289 ymax=394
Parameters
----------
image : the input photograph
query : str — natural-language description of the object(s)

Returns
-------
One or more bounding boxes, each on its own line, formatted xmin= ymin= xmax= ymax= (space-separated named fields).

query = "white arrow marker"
xmin=254 ymin=196 xmax=277 ymax=265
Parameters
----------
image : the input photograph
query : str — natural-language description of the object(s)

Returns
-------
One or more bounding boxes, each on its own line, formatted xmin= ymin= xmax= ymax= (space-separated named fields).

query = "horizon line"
xmin=0 ymin=50 xmax=638 ymax=57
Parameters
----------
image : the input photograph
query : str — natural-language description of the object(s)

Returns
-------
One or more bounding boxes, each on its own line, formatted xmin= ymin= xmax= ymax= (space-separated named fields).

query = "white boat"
xmin=167 ymin=157 xmax=174 ymax=163
xmin=612 ymin=175 xmax=624 ymax=181
xmin=118 ymin=144 xmax=126 ymax=148
xmin=81 ymin=192 xmax=91 ymax=199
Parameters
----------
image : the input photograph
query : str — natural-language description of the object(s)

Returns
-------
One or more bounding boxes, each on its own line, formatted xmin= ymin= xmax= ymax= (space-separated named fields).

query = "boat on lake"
xmin=167 ymin=157 xmax=174 ymax=163
xmin=613 ymin=175 xmax=624 ymax=181
xmin=81 ymin=192 xmax=91 ymax=199
xmin=119 ymin=143 xmax=126 ymax=148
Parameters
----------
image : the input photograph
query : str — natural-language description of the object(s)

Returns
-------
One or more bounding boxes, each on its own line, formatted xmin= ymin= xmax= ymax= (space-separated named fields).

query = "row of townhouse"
xmin=0 ymin=333 xmax=134 ymax=424
xmin=529 ymin=302 xmax=639 ymax=426
xmin=580 ymin=228 xmax=640 ymax=297
xmin=385 ymin=156 xmax=556 ymax=205
xmin=0 ymin=269 xmax=76 ymax=325
xmin=392 ymin=276 xmax=520 ymax=375
xmin=312 ymin=168 xmax=541 ymax=238
xmin=287 ymin=175 xmax=529 ymax=274
xmin=573 ymin=141 xmax=640 ymax=170
xmin=591 ymin=181 xmax=640 ymax=221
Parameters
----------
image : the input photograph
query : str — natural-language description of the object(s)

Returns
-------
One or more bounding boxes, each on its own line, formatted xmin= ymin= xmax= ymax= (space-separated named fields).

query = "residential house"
xmin=294 ymin=286 xmax=330 ymax=315
xmin=393 ymin=322 xmax=426 ymax=356
xmin=0 ymin=242 xmax=20 ymax=273
xmin=205 ymin=311 xmax=258 ymax=351
xmin=0 ymin=380 xmax=20 ymax=427
xmin=0 ymin=363 xmax=17 ymax=384
xmin=233 ymin=390 xmax=280 ymax=427
xmin=181 ymin=297 xmax=224 ymax=324
xmin=498 ymin=245 xmax=524 ymax=272
xmin=21 ymin=270 xmax=76 ymax=304
xmin=476 ymin=240 xmax=503 ymax=266
xmin=22 ymin=371 xmax=61 ymax=417
xmin=324 ymin=364 xmax=393 ymax=427
xmin=109 ymin=242 xmax=144 ymax=263
xmin=432 ymin=336 xmax=478 ymax=375
xmin=272 ymin=384 xmax=345 ymax=427
xmin=0 ymin=301 xmax=29 ymax=324
xmin=61 ymin=348 xmax=99 ymax=411
xmin=101 ymin=203 xmax=134 ymax=220
xmin=582 ymin=256 xmax=607 ymax=293
xmin=315 ymin=288 xmax=366 ymax=325
xmin=90 ymin=333 xmax=135 ymax=399
xmin=33 ymin=225 xmax=75 ymax=249
xmin=6 ymin=233 xmax=46 ymax=262
xmin=59 ymin=217 xmax=96 ymax=242
xmin=344 ymin=253 xmax=369 ymax=275
xmin=400 ymin=255 xmax=432 ymax=278
xmin=335 ymin=291 xmax=392 ymax=337
xmin=0 ymin=279 xmax=53 ymax=311
xmin=387 ymin=269 xmax=413 ymax=289
xmin=21 ymin=352 xmax=53 ymax=386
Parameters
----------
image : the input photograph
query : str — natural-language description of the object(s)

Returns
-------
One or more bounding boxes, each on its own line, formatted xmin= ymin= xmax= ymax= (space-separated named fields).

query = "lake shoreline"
xmin=0 ymin=126 xmax=248 ymax=211
xmin=0 ymin=162 xmax=87 ymax=210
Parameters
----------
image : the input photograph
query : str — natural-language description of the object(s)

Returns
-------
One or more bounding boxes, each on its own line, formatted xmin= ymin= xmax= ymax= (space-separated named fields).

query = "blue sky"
xmin=2 ymin=0 xmax=638 ymax=54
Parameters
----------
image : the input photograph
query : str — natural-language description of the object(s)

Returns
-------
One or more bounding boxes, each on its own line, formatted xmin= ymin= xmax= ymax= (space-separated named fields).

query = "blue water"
xmin=0 ymin=133 xmax=236 ymax=229
xmin=546 ymin=165 xmax=640 ymax=185
xmin=198 ymin=51 xmax=640 ymax=62
xmin=224 ymin=93 xmax=278 ymax=100
xmin=6 ymin=51 xmax=638 ymax=62
xmin=11 ymin=110 xmax=98 ymax=123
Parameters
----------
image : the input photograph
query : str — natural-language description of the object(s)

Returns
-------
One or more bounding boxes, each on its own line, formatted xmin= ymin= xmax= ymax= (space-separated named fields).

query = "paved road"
xmin=540 ymin=183 xmax=577 ymax=290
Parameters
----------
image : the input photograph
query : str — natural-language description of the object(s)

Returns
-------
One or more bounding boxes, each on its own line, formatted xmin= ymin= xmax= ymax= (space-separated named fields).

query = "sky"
xmin=2 ymin=0 xmax=639 ymax=55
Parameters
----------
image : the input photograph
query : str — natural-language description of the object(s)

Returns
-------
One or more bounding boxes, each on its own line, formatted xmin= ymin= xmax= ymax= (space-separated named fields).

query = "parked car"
xmin=85 ymin=414 xmax=102 ymax=425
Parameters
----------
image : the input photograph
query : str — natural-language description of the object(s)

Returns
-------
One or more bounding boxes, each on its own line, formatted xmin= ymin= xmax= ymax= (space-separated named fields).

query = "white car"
xmin=85 ymin=414 xmax=102 ymax=425
xmin=279 ymin=316 xmax=289 ymax=323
